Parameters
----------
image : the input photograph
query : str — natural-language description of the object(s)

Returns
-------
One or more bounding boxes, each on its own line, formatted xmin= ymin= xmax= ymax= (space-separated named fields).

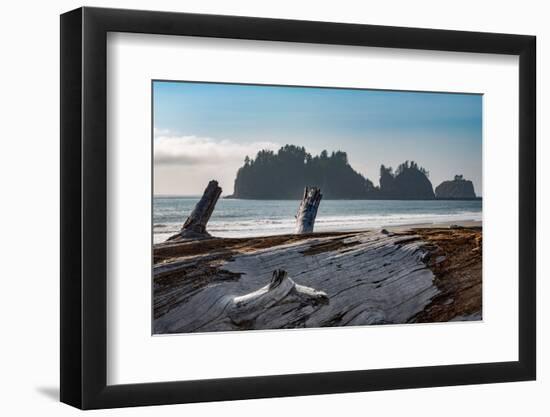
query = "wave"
xmin=153 ymin=211 xmax=481 ymax=243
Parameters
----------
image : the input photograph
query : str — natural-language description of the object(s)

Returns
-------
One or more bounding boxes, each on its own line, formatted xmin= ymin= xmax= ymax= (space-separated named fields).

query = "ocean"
xmin=153 ymin=197 xmax=482 ymax=243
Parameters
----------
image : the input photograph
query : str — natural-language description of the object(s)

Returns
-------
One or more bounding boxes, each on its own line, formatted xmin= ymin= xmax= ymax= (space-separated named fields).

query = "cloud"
xmin=153 ymin=131 xmax=281 ymax=195
xmin=154 ymin=132 xmax=279 ymax=167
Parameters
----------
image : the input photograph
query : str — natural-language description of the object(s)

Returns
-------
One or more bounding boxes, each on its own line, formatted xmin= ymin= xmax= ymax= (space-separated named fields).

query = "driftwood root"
xmin=228 ymin=269 xmax=328 ymax=327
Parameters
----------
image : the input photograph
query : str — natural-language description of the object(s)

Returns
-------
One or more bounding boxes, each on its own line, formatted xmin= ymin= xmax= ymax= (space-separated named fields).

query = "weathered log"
xmin=168 ymin=180 xmax=222 ymax=241
xmin=295 ymin=186 xmax=322 ymax=234
xmin=153 ymin=230 xmax=442 ymax=333
xmin=153 ymin=228 xmax=482 ymax=333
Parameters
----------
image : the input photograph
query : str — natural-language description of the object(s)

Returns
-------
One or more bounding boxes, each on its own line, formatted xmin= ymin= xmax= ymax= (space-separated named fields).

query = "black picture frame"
xmin=60 ymin=6 xmax=536 ymax=410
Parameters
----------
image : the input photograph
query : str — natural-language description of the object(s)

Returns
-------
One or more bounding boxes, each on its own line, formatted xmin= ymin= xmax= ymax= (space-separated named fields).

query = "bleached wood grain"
xmin=154 ymin=230 xmax=439 ymax=333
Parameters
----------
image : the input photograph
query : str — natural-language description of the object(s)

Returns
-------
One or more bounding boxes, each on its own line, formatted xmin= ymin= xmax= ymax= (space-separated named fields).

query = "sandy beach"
xmin=387 ymin=220 xmax=481 ymax=231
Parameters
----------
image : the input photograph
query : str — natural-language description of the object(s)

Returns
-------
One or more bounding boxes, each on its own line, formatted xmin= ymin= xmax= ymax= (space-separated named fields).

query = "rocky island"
xmin=378 ymin=161 xmax=434 ymax=199
xmin=435 ymin=175 xmax=477 ymax=199
xmin=230 ymin=145 xmax=377 ymax=199
xmin=228 ymin=145 xmax=478 ymax=200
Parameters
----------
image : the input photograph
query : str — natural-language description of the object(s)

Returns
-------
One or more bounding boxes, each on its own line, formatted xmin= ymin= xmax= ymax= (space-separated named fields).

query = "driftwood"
xmin=153 ymin=227 xmax=482 ymax=334
xmin=295 ymin=186 xmax=322 ymax=234
xmin=154 ymin=230 xmax=433 ymax=333
xmin=168 ymin=180 xmax=222 ymax=241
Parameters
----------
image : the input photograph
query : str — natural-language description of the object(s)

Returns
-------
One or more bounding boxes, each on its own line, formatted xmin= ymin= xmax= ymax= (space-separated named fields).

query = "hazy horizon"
xmin=153 ymin=81 xmax=482 ymax=197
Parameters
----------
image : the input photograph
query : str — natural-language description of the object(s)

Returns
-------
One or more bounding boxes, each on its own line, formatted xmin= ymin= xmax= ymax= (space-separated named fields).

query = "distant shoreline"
xmin=385 ymin=219 xmax=482 ymax=231
xmin=224 ymin=196 xmax=483 ymax=201
xmin=155 ymin=195 xmax=482 ymax=201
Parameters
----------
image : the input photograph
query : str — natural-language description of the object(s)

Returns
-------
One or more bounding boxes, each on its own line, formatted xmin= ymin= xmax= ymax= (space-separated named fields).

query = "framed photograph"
xmin=60 ymin=7 xmax=536 ymax=409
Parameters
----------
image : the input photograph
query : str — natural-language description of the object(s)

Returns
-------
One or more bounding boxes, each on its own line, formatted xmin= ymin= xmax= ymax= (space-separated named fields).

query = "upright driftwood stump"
xmin=168 ymin=180 xmax=222 ymax=241
xmin=295 ymin=186 xmax=322 ymax=234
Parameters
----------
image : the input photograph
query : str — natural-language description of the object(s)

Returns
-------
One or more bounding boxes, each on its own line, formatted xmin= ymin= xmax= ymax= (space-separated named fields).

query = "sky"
xmin=153 ymin=81 xmax=482 ymax=197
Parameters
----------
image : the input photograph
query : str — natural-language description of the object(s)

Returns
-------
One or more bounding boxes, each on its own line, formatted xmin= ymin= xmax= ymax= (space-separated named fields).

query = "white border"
xmin=107 ymin=33 xmax=519 ymax=385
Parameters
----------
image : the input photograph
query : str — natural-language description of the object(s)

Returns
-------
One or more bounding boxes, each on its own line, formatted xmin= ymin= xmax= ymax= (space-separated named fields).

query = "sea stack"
xmin=435 ymin=175 xmax=476 ymax=199
xmin=378 ymin=161 xmax=434 ymax=199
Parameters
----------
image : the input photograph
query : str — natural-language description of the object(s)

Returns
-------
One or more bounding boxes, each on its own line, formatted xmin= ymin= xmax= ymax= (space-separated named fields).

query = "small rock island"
xmin=435 ymin=175 xmax=477 ymax=199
